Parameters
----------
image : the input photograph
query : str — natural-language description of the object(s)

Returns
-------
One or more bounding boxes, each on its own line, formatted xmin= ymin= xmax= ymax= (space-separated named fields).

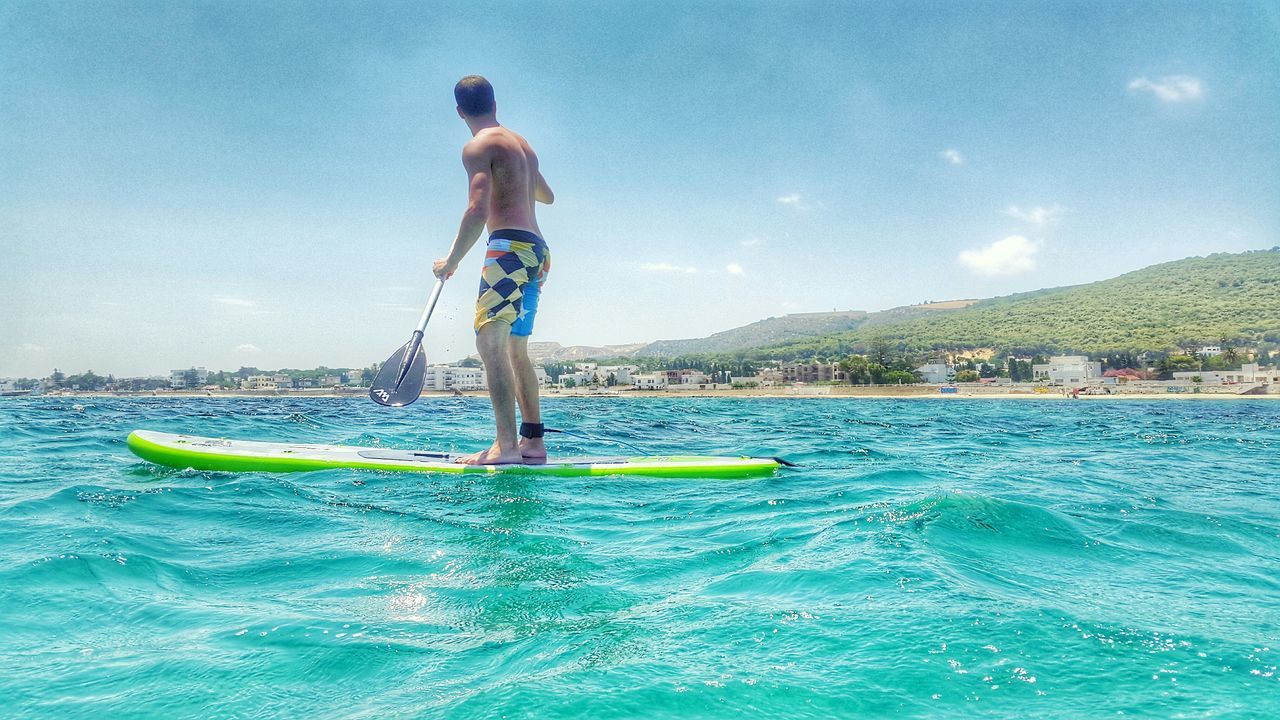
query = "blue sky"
xmin=2 ymin=1 xmax=1278 ymax=376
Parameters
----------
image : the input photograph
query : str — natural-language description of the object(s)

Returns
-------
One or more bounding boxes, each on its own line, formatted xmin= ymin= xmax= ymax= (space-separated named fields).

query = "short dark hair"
xmin=454 ymin=75 xmax=495 ymax=116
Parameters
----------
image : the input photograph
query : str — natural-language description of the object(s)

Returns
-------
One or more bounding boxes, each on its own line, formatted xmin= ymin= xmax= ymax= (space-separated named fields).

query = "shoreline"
xmin=10 ymin=387 xmax=1278 ymax=401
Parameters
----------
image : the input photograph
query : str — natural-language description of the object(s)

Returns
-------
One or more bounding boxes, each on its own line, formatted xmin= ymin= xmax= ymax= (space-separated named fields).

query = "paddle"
xmin=369 ymin=279 xmax=446 ymax=407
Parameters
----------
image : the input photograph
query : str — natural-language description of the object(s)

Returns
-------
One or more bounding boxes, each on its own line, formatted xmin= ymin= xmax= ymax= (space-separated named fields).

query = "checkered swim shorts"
xmin=474 ymin=229 xmax=550 ymax=337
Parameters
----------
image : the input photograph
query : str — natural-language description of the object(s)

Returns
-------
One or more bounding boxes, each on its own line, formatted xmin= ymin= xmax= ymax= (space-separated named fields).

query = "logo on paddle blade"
xmin=374 ymin=389 xmax=390 ymax=402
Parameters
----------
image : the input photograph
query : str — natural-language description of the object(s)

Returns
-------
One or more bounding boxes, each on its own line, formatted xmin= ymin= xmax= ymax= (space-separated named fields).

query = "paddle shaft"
xmin=394 ymin=279 xmax=445 ymax=386
xmin=414 ymin=279 xmax=446 ymax=336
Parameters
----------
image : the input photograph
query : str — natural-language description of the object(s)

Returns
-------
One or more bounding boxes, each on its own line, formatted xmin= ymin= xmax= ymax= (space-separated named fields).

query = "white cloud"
xmin=726 ymin=262 xmax=745 ymax=276
xmin=17 ymin=342 xmax=47 ymax=352
xmin=776 ymin=194 xmax=820 ymax=210
xmin=639 ymin=262 xmax=698 ymax=274
xmin=958 ymin=235 xmax=1038 ymax=276
xmin=1128 ymin=75 xmax=1202 ymax=102
xmin=940 ymin=149 xmax=965 ymax=165
xmin=233 ymin=343 xmax=262 ymax=354
xmin=740 ymin=237 xmax=761 ymax=248
xmin=1005 ymin=205 xmax=1064 ymax=226
xmin=211 ymin=295 xmax=256 ymax=307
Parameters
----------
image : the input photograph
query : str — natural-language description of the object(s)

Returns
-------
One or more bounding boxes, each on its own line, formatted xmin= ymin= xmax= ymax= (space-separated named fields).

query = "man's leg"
xmin=508 ymin=335 xmax=546 ymax=463
xmin=458 ymin=321 xmax=522 ymax=465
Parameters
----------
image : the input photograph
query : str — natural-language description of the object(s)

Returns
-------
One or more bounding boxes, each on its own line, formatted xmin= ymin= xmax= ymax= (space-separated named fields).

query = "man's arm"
xmin=434 ymin=144 xmax=492 ymax=279
xmin=534 ymin=170 xmax=554 ymax=205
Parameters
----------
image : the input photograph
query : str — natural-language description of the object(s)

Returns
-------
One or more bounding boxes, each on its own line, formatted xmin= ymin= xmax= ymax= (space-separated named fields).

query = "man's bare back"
xmin=465 ymin=127 xmax=550 ymax=237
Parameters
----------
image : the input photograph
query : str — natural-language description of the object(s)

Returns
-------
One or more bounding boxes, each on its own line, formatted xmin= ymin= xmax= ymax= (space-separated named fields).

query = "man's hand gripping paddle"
xmin=369 ymin=279 xmax=445 ymax=407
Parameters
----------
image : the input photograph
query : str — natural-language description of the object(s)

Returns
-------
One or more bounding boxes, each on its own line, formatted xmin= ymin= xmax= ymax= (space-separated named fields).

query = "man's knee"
xmin=475 ymin=322 xmax=511 ymax=356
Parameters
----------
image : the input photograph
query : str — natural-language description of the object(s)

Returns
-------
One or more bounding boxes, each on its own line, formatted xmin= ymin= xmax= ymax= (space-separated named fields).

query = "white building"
xmin=170 ymin=367 xmax=209 ymax=388
xmin=0 ymin=379 xmax=16 ymax=392
xmin=680 ymin=371 xmax=709 ymax=385
xmin=1242 ymin=363 xmax=1280 ymax=383
xmin=423 ymin=365 xmax=487 ymax=391
xmin=243 ymin=375 xmax=283 ymax=390
xmin=557 ymin=370 xmax=595 ymax=388
xmin=1198 ymin=345 xmax=1223 ymax=357
xmin=915 ymin=363 xmax=952 ymax=384
xmin=632 ymin=373 xmax=668 ymax=390
xmin=1032 ymin=356 xmax=1103 ymax=385
xmin=1174 ymin=364 xmax=1280 ymax=385
xmin=597 ymin=365 xmax=637 ymax=385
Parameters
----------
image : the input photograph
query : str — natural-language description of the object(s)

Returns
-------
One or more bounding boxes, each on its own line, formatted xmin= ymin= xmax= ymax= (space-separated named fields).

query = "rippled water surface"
xmin=2 ymin=397 xmax=1278 ymax=718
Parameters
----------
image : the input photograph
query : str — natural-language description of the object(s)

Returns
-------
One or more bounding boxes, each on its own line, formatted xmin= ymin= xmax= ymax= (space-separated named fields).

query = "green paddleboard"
xmin=127 ymin=430 xmax=783 ymax=478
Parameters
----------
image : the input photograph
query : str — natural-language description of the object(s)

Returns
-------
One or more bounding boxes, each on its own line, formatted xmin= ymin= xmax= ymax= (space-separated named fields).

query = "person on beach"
xmin=433 ymin=76 xmax=554 ymax=465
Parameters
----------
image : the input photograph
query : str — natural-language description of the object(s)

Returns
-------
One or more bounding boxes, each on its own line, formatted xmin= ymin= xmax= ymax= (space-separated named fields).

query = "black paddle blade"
xmin=369 ymin=341 xmax=428 ymax=407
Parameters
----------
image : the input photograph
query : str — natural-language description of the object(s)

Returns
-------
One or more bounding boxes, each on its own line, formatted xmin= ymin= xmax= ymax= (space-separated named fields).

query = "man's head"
xmin=454 ymin=75 xmax=496 ymax=118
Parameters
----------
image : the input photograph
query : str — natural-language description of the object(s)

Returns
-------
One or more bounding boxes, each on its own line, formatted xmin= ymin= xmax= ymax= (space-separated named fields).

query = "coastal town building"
xmin=782 ymin=362 xmax=844 ymax=383
xmin=169 ymin=367 xmax=209 ymax=389
xmin=1197 ymin=345 xmax=1223 ymax=357
xmin=242 ymin=374 xmax=291 ymax=390
xmin=1032 ymin=356 xmax=1103 ymax=385
xmin=915 ymin=363 xmax=952 ymax=384
xmin=423 ymin=365 xmax=487 ymax=391
xmin=1174 ymin=364 xmax=1280 ymax=385
xmin=598 ymin=365 xmax=637 ymax=384
xmin=557 ymin=370 xmax=595 ymax=388
xmin=632 ymin=373 xmax=668 ymax=390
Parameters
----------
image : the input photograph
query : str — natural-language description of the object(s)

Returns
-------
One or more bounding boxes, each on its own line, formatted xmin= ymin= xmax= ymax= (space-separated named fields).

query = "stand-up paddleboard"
xmin=127 ymin=430 xmax=783 ymax=478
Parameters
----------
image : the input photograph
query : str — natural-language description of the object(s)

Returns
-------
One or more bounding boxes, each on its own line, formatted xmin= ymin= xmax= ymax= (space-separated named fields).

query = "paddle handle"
xmin=414 ymin=279 xmax=445 ymax=335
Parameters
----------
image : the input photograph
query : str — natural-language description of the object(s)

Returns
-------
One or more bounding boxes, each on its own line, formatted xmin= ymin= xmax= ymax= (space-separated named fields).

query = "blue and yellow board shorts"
xmin=475 ymin=229 xmax=550 ymax=337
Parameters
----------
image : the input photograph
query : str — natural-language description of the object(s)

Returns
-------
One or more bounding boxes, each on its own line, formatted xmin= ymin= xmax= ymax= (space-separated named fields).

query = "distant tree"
xmin=1202 ymin=355 xmax=1230 ymax=371
xmin=955 ymin=370 xmax=979 ymax=382
xmin=65 ymin=370 xmax=105 ymax=390
xmin=839 ymin=356 xmax=873 ymax=385
xmin=868 ymin=336 xmax=894 ymax=367
xmin=51 ymin=368 xmax=65 ymax=387
xmin=881 ymin=370 xmax=918 ymax=385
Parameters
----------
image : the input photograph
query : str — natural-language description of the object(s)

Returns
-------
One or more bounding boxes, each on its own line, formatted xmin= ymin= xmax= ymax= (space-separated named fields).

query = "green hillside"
xmin=633 ymin=310 xmax=868 ymax=357
xmin=758 ymin=249 xmax=1280 ymax=358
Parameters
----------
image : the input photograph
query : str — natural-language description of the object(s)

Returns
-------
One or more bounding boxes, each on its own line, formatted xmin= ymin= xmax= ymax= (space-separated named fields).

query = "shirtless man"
xmin=433 ymin=76 xmax=554 ymax=465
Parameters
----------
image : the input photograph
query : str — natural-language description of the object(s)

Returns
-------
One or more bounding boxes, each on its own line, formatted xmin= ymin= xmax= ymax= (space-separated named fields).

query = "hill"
xmin=631 ymin=310 xmax=869 ymax=357
xmin=523 ymin=342 xmax=650 ymax=363
xmin=757 ymin=249 xmax=1280 ymax=358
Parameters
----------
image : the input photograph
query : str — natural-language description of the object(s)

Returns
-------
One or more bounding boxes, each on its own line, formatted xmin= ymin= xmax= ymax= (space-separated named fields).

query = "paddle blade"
xmin=369 ymin=341 xmax=428 ymax=407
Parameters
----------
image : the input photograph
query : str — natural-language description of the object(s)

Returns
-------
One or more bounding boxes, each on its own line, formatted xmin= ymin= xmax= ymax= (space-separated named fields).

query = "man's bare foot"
xmin=519 ymin=437 xmax=547 ymax=465
xmin=456 ymin=442 xmax=523 ymax=465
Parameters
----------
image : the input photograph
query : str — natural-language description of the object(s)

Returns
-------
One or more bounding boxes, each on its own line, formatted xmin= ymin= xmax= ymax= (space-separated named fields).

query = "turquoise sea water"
xmin=1 ymin=397 xmax=1278 ymax=718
